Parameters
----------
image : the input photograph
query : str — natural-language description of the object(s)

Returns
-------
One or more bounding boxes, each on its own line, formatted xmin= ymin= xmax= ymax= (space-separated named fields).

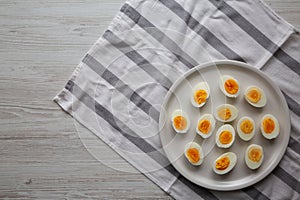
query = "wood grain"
xmin=0 ymin=0 xmax=299 ymax=199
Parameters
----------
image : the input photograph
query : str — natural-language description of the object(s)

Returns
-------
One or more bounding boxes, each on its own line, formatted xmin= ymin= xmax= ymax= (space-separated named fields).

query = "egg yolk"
xmin=173 ymin=116 xmax=187 ymax=131
xmin=247 ymin=88 xmax=261 ymax=103
xmin=248 ymin=147 xmax=262 ymax=162
xmin=218 ymin=108 xmax=232 ymax=120
xmin=198 ymin=119 xmax=211 ymax=134
xmin=240 ymin=119 xmax=254 ymax=134
xmin=262 ymin=117 xmax=275 ymax=134
xmin=224 ymin=79 xmax=239 ymax=94
xmin=216 ymin=156 xmax=230 ymax=170
xmin=219 ymin=131 xmax=233 ymax=144
xmin=194 ymin=89 xmax=208 ymax=104
xmin=187 ymin=148 xmax=200 ymax=163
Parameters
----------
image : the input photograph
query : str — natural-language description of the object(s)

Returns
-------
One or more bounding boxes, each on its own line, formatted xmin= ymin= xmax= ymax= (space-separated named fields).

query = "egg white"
xmin=171 ymin=109 xmax=190 ymax=134
xmin=244 ymin=86 xmax=267 ymax=108
xmin=260 ymin=114 xmax=280 ymax=139
xmin=184 ymin=142 xmax=204 ymax=166
xmin=245 ymin=144 xmax=264 ymax=170
xmin=219 ymin=75 xmax=240 ymax=98
xmin=196 ymin=114 xmax=216 ymax=139
xmin=213 ymin=152 xmax=237 ymax=175
xmin=214 ymin=104 xmax=239 ymax=123
xmin=215 ymin=124 xmax=236 ymax=148
xmin=237 ymin=116 xmax=256 ymax=141
xmin=191 ymin=82 xmax=210 ymax=108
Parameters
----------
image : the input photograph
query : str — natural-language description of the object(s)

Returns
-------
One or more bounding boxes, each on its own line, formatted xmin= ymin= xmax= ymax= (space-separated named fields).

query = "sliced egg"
xmin=244 ymin=86 xmax=267 ymax=108
xmin=213 ymin=152 xmax=237 ymax=175
xmin=184 ymin=142 xmax=204 ymax=166
xmin=215 ymin=124 xmax=235 ymax=148
xmin=196 ymin=114 xmax=216 ymax=139
xmin=191 ymin=82 xmax=210 ymax=108
xmin=214 ymin=104 xmax=238 ymax=122
xmin=219 ymin=75 xmax=240 ymax=98
xmin=245 ymin=144 xmax=264 ymax=170
xmin=260 ymin=114 xmax=280 ymax=139
xmin=237 ymin=116 xmax=256 ymax=141
xmin=171 ymin=109 xmax=190 ymax=134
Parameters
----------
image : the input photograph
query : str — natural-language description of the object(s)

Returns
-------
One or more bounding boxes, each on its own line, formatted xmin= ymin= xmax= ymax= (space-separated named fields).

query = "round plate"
xmin=159 ymin=60 xmax=290 ymax=191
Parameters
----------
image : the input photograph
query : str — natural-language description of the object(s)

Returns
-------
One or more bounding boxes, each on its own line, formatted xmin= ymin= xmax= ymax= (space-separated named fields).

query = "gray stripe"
xmin=273 ymin=48 xmax=300 ymax=75
xmin=65 ymin=80 xmax=218 ymax=200
xmin=158 ymin=0 xmax=245 ymax=62
xmin=103 ymin=30 xmax=173 ymax=90
xmin=82 ymin=54 xmax=160 ymax=122
xmin=242 ymin=187 xmax=270 ymax=200
xmin=178 ymin=175 xmax=219 ymax=200
xmin=283 ymin=92 xmax=300 ymax=118
xmin=208 ymin=0 xmax=300 ymax=76
xmin=120 ymin=3 xmax=198 ymax=69
xmin=289 ymin=134 xmax=300 ymax=156
xmin=273 ymin=167 xmax=300 ymax=194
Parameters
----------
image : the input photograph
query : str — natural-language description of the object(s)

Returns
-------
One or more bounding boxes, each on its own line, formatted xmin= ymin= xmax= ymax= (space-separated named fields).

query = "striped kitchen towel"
xmin=54 ymin=0 xmax=300 ymax=199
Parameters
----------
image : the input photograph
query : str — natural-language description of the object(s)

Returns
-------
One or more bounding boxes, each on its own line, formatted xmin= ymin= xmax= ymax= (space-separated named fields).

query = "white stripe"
xmin=262 ymin=58 xmax=300 ymax=104
xmin=256 ymin=175 xmax=298 ymax=199
xmin=280 ymin=148 xmax=300 ymax=182
xmin=291 ymin=111 xmax=300 ymax=141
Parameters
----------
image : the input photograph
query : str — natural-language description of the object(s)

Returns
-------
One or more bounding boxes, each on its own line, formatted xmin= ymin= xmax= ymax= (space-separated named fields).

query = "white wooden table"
xmin=0 ymin=0 xmax=299 ymax=199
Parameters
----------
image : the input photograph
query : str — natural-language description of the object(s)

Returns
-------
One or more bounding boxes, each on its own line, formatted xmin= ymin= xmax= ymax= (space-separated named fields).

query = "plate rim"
xmin=158 ymin=60 xmax=291 ymax=191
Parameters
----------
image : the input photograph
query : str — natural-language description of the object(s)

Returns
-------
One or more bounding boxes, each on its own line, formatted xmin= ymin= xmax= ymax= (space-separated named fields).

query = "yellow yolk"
xmin=216 ymin=157 xmax=230 ymax=170
xmin=224 ymin=79 xmax=239 ymax=94
xmin=248 ymin=147 xmax=262 ymax=162
xmin=173 ymin=116 xmax=187 ymax=131
xmin=219 ymin=131 xmax=233 ymax=144
xmin=247 ymin=88 xmax=261 ymax=103
xmin=198 ymin=119 xmax=211 ymax=134
xmin=187 ymin=148 xmax=200 ymax=163
xmin=194 ymin=89 xmax=208 ymax=104
xmin=218 ymin=108 xmax=232 ymax=120
xmin=240 ymin=119 xmax=254 ymax=134
xmin=262 ymin=117 xmax=275 ymax=134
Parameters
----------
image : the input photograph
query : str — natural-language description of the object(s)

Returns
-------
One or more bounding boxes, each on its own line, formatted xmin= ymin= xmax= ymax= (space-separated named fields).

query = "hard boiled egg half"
xmin=171 ymin=109 xmax=190 ymax=133
xmin=214 ymin=104 xmax=238 ymax=122
xmin=213 ymin=152 xmax=237 ymax=175
xmin=191 ymin=82 xmax=210 ymax=108
xmin=184 ymin=142 xmax=204 ymax=166
xmin=245 ymin=86 xmax=267 ymax=108
xmin=219 ymin=75 xmax=240 ymax=98
xmin=196 ymin=114 xmax=216 ymax=139
xmin=237 ymin=116 xmax=256 ymax=141
xmin=245 ymin=144 xmax=264 ymax=170
xmin=260 ymin=114 xmax=280 ymax=139
xmin=215 ymin=124 xmax=235 ymax=148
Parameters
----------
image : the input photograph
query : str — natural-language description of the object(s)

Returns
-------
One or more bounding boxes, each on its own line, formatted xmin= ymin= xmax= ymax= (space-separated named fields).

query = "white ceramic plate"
xmin=159 ymin=60 xmax=290 ymax=191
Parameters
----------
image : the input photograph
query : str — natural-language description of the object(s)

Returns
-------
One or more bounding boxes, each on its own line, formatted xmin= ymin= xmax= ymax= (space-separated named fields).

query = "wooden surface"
xmin=0 ymin=0 xmax=299 ymax=199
